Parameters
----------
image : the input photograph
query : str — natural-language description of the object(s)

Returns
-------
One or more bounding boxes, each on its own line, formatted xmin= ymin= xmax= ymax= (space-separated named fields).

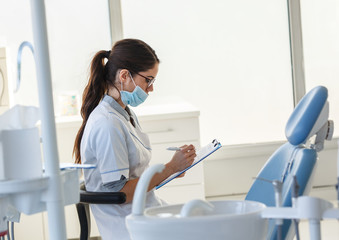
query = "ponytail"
xmin=73 ymin=50 xmax=110 ymax=163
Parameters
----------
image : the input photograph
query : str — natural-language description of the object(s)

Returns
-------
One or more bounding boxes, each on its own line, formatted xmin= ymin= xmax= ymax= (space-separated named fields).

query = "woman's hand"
xmin=122 ymin=144 xmax=196 ymax=203
xmin=166 ymin=144 xmax=196 ymax=176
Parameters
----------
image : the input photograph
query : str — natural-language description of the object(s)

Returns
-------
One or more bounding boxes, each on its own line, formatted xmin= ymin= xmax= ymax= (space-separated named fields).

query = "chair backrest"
xmin=245 ymin=86 xmax=333 ymax=240
xmin=76 ymin=183 xmax=126 ymax=240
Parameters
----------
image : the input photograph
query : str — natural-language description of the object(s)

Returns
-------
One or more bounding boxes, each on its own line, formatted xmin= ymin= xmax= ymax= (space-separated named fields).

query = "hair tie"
xmin=106 ymin=50 xmax=111 ymax=59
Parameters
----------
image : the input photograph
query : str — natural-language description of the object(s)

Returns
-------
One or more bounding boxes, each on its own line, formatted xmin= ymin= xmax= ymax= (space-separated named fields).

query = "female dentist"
xmin=73 ymin=39 xmax=196 ymax=240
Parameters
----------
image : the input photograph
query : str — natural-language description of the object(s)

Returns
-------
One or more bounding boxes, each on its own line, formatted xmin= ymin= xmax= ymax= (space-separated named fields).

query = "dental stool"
xmin=76 ymin=182 xmax=126 ymax=240
xmin=245 ymin=86 xmax=334 ymax=240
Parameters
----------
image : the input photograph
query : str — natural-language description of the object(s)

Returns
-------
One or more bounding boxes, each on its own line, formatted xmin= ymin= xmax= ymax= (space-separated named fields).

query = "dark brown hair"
xmin=73 ymin=39 xmax=159 ymax=163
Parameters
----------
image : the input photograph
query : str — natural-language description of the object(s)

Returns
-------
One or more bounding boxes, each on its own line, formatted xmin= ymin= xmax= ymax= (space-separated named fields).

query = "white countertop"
xmin=55 ymin=96 xmax=200 ymax=125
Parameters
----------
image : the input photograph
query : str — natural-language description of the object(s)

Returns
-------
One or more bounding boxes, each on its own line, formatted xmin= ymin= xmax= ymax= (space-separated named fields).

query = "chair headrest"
xmin=285 ymin=86 xmax=329 ymax=145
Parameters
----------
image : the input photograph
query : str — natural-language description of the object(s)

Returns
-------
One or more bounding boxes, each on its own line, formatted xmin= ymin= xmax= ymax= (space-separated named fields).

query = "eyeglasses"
xmin=133 ymin=72 xmax=156 ymax=88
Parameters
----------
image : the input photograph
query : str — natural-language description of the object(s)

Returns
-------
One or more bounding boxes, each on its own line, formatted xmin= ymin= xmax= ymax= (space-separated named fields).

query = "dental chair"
xmin=76 ymin=182 xmax=126 ymax=240
xmin=245 ymin=85 xmax=334 ymax=240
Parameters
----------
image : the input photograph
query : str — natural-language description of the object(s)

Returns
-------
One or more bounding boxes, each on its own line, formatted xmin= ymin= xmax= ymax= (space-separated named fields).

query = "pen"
xmin=166 ymin=147 xmax=181 ymax=151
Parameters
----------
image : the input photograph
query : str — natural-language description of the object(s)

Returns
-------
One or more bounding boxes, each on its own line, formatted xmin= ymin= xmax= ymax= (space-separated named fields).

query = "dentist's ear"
xmin=118 ymin=69 xmax=130 ymax=83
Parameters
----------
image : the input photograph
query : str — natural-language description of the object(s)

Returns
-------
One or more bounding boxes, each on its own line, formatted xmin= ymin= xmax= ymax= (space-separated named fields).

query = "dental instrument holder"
xmin=272 ymin=180 xmax=283 ymax=240
xmin=291 ymin=176 xmax=300 ymax=240
xmin=261 ymin=195 xmax=339 ymax=240
xmin=291 ymin=176 xmax=300 ymax=207
xmin=259 ymin=144 xmax=339 ymax=240
xmin=255 ymin=177 xmax=283 ymax=240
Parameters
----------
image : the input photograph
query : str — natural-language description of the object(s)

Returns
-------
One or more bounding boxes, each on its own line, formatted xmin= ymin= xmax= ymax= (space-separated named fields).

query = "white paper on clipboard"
xmin=155 ymin=139 xmax=222 ymax=189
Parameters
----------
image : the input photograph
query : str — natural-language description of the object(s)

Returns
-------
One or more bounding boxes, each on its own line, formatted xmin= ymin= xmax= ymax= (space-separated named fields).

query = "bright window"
xmin=121 ymin=0 xmax=294 ymax=145
xmin=0 ymin=1 xmax=111 ymax=113
xmin=301 ymin=0 xmax=339 ymax=137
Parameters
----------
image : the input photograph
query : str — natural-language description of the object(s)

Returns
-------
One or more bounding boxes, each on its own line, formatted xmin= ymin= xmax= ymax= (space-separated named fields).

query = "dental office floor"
xmin=207 ymin=186 xmax=339 ymax=240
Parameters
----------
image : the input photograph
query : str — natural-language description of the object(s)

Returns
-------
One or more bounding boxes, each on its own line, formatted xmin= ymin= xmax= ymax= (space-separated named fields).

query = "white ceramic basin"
xmin=126 ymin=164 xmax=268 ymax=240
xmin=127 ymin=200 xmax=267 ymax=240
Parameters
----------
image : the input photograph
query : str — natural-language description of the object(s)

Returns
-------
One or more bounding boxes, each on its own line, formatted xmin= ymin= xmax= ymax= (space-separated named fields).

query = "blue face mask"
xmin=120 ymin=73 xmax=148 ymax=107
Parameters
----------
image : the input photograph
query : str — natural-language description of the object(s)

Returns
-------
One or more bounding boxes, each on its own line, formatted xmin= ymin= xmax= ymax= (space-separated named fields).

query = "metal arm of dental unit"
xmin=15 ymin=41 xmax=34 ymax=93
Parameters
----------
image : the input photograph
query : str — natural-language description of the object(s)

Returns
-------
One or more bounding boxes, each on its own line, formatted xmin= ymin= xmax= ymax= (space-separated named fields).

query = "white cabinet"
xmin=133 ymin=101 xmax=203 ymax=204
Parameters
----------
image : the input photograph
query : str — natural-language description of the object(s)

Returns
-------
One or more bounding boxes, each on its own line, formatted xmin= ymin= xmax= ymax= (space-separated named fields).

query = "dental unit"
xmin=126 ymin=86 xmax=339 ymax=240
xmin=0 ymin=1 xmax=79 ymax=239
xmin=126 ymin=164 xmax=268 ymax=240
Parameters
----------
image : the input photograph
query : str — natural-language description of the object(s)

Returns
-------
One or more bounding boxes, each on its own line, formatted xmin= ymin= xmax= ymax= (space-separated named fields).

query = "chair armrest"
xmin=79 ymin=190 xmax=126 ymax=204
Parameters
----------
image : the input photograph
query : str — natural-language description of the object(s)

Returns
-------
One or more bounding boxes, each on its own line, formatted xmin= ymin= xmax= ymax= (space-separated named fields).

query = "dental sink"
xmin=137 ymin=200 xmax=267 ymax=240
xmin=126 ymin=165 xmax=268 ymax=240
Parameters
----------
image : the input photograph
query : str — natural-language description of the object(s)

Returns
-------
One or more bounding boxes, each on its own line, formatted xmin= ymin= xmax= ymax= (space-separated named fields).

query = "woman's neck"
xmin=108 ymin=87 xmax=126 ymax=109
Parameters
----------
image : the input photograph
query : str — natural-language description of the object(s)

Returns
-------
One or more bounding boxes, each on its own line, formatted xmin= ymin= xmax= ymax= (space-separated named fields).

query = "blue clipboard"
xmin=155 ymin=139 xmax=222 ymax=189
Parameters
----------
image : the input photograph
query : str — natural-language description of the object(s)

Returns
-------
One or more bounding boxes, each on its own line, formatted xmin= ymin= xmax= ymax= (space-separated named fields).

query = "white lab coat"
xmin=81 ymin=95 xmax=163 ymax=240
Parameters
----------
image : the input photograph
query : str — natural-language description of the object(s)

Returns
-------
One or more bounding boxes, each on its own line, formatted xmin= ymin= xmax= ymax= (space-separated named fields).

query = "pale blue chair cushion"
xmin=286 ymin=86 xmax=328 ymax=145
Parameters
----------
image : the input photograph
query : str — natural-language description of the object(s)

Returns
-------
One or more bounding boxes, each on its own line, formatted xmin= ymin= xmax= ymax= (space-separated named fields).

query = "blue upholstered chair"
xmin=245 ymin=86 xmax=334 ymax=240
